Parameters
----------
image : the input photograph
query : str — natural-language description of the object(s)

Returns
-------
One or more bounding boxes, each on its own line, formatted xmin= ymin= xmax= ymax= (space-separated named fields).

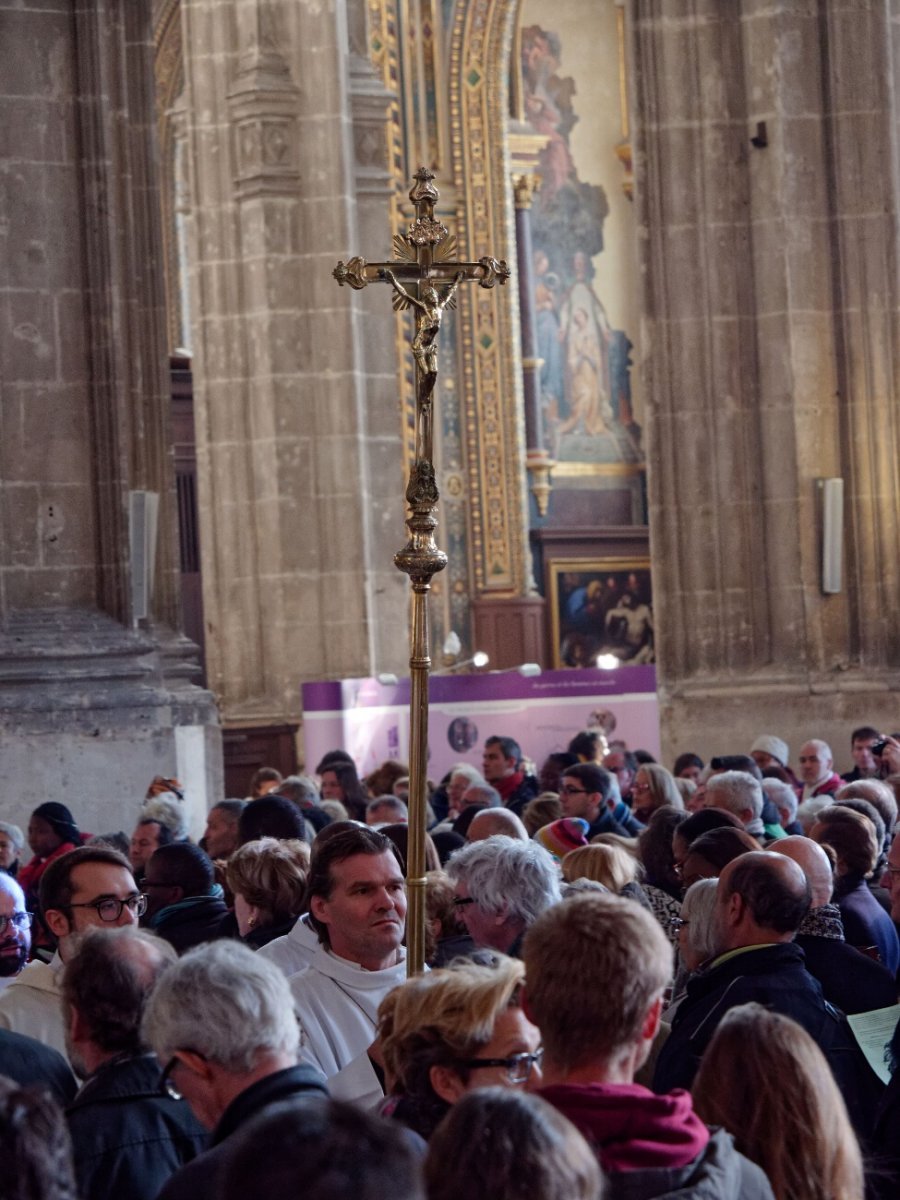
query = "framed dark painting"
xmin=548 ymin=557 xmax=653 ymax=668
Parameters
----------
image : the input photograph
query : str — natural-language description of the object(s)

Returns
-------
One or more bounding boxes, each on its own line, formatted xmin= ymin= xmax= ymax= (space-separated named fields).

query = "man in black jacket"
xmin=64 ymin=925 xmax=205 ymax=1200
xmin=143 ymin=843 xmax=231 ymax=954
xmin=653 ymin=852 xmax=884 ymax=1137
xmin=0 ymin=1028 xmax=74 ymax=1107
xmin=143 ymin=939 xmax=327 ymax=1200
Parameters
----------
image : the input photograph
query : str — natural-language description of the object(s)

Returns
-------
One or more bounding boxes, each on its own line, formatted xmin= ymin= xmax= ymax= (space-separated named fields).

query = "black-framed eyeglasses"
xmin=159 ymin=1056 xmax=182 ymax=1100
xmin=456 ymin=1048 xmax=543 ymax=1084
xmin=159 ymin=1048 xmax=207 ymax=1100
xmin=0 ymin=912 xmax=32 ymax=935
xmin=559 ymin=785 xmax=589 ymax=796
xmin=68 ymin=894 xmax=147 ymax=922
xmin=452 ymin=896 xmax=476 ymax=908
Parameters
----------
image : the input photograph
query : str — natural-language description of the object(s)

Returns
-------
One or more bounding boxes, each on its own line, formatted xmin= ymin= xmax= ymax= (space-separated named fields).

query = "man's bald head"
xmin=716 ymin=851 xmax=811 ymax=953
xmin=63 ymin=926 xmax=176 ymax=1062
xmin=0 ymin=873 xmax=30 ymax=977
xmin=466 ymin=808 xmax=528 ymax=843
xmin=770 ymin=836 xmax=834 ymax=908
xmin=0 ymin=873 xmax=25 ymax=907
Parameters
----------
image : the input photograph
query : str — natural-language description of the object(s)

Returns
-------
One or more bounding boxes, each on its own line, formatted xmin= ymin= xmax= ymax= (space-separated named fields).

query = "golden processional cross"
xmin=334 ymin=167 xmax=510 ymax=976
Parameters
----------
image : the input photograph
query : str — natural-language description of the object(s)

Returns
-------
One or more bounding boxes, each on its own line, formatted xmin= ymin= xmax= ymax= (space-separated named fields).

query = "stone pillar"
xmin=179 ymin=0 xmax=405 ymax=731
xmin=631 ymin=0 xmax=900 ymax=768
xmin=0 ymin=0 xmax=220 ymax=832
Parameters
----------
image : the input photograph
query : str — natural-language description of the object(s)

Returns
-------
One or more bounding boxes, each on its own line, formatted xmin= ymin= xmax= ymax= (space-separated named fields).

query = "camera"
xmin=872 ymin=738 xmax=890 ymax=757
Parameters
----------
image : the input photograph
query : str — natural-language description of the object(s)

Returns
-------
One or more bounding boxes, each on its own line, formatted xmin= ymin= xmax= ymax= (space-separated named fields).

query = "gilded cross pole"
xmin=334 ymin=167 xmax=510 ymax=976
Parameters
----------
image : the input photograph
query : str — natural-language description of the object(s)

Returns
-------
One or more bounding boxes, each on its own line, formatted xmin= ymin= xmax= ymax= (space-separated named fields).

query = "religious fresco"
xmin=521 ymin=12 xmax=642 ymax=467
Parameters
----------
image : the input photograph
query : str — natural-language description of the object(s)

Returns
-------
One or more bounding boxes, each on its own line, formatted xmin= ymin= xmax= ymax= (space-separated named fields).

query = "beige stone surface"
xmin=632 ymin=0 xmax=900 ymax=758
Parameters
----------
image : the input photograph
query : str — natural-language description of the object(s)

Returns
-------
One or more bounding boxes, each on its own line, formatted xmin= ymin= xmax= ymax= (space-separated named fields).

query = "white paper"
xmin=847 ymin=1004 xmax=900 ymax=1086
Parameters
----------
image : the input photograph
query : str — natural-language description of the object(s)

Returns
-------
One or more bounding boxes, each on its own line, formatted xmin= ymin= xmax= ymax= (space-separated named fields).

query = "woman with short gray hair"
xmin=0 ymin=822 xmax=25 ymax=877
xmin=665 ymin=878 xmax=720 ymax=1022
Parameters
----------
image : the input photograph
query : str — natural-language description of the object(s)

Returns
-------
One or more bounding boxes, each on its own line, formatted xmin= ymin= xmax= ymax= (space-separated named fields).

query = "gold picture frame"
xmin=548 ymin=557 xmax=653 ymax=669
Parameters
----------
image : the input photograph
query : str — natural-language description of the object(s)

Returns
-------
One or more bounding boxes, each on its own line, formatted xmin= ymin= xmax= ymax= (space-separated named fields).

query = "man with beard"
xmin=63 ymin=926 xmax=206 ymax=1200
xmin=0 ymin=846 xmax=145 ymax=1057
xmin=0 ymin=874 xmax=31 ymax=989
xmin=0 ymin=873 xmax=74 ymax=1103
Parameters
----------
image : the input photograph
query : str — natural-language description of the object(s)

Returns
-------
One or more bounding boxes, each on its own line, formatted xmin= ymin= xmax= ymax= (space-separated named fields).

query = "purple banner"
xmin=301 ymin=666 xmax=659 ymax=781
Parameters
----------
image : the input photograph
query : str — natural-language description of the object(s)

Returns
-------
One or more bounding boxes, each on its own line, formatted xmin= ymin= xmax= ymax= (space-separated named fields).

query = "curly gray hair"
xmin=446 ymin=836 xmax=561 ymax=925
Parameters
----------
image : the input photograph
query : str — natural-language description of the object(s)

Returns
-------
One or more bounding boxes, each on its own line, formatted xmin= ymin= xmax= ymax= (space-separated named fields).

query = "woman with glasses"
xmin=630 ymin=763 xmax=683 ymax=825
xmin=664 ymin=878 xmax=720 ymax=1022
xmin=378 ymin=955 xmax=542 ymax=1141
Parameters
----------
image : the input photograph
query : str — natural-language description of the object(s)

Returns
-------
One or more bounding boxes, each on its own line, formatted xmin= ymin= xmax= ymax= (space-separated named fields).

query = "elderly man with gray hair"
xmin=762 ymin=777 xmax=802 ymax=835
xmin=446 ymin=835 xmax=561 ymax=956
xmin=143 ymin=940 xmax=326 ymax=1200
xmin=704 ymin=771 xmax=768 ymax=840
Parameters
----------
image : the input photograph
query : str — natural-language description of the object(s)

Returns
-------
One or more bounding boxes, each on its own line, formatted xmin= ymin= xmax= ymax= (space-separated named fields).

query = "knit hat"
xmin=535 ymin=818 xmax=590 ymax=861
xmin=750 ymin=735 xmax=789 ymax=767
xmin=31 ymin=802 xmax=82 ymax=845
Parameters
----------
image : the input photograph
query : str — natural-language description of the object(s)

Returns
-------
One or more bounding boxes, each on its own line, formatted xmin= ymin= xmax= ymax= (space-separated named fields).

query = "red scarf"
xmin=494 ymin=771 xmax=524 ymax=804
xmin=539 ymin=1082 xmax=710 ymax=1172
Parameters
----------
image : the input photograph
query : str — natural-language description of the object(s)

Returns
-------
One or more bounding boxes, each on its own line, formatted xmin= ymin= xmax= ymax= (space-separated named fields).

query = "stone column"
xmin=179 ymin=0 xmax=405 ymax=731
xmin=0 ymin=0 xmax=220 ymax=832
xmin=631 ymin=0 xmax=900 ymax=766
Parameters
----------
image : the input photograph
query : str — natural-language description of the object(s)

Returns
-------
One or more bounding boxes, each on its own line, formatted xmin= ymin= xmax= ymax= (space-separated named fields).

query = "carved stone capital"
xmin=512 ymin=172 xmax=541 ymax=210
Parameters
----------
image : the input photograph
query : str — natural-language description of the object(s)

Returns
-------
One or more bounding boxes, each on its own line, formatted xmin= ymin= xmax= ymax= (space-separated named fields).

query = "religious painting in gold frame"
xmin=548 ymin=557 xmax=653 ymax=669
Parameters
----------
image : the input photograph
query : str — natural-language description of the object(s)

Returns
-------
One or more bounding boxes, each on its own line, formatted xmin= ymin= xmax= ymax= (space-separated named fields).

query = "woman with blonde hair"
xmin=631 ymin=762 xmax=684 ymax=824
xmin=225 ymin=836 xmax=309 ymax=949
xmin=378 ymin=955 xmax=541 ymax=1140
xmin=693 ymin=1002 xmax=864 ymax=1200
xmin=562 ymin=842 xmax=639 ymax=893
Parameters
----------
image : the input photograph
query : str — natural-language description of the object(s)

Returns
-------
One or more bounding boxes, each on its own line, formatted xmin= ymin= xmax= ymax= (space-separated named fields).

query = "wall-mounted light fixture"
xmin=818 ymin=477 xmax=843 ymax=594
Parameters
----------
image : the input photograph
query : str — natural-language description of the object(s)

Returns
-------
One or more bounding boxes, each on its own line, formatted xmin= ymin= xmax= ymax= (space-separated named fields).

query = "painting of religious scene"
xmin=521 ymin=15 xmax=642 ymax=466
xmin=550 ymin=559 xmax=653 ymax=668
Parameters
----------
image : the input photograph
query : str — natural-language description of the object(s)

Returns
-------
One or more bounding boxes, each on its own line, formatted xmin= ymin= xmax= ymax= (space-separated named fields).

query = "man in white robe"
xmin=289 ymin=827 xmax=410 ymax=1107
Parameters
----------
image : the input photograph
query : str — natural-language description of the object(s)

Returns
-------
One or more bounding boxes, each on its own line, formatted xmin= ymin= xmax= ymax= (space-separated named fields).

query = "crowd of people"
xmin=1 ymin=726 xmax=900 ymax=1199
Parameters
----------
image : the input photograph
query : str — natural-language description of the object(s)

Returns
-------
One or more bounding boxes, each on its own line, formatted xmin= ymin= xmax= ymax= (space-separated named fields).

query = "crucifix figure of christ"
xmin=333 ymin=167 xmax=510 ymax=976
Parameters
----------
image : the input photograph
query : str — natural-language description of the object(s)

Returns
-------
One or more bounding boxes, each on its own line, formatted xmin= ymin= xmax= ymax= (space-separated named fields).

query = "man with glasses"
xmin=446 ymin=836 xmax=560 ymax=957
xmin=144 ymin=940 xmax=326 ymax=1200
xmin=558 ymin=763 xmax=638 ymax=839
xmin=0 ymin=874 xmax=32 ymax=989
xmin=0 ymin=846 xmax=145 ymax=1057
